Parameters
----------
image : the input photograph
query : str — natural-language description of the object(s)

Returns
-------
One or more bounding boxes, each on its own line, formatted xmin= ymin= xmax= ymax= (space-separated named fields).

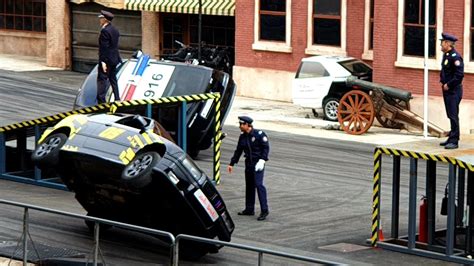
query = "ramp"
xmin=0 ymin=93 xmax=224 ymax=189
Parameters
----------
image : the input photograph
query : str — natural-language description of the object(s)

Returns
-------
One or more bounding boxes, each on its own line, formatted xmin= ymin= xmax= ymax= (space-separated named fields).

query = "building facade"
xmin=0 ymin=0 xmax=473 ymax=133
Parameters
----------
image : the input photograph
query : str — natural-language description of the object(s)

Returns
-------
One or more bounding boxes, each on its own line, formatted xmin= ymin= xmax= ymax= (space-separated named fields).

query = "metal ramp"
xmin=0 ymin=93 xmax=223 ymax=190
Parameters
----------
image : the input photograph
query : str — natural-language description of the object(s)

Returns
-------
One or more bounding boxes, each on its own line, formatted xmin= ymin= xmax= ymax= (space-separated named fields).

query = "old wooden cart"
xmin=336 ymin=77 xmax=446 ymax=136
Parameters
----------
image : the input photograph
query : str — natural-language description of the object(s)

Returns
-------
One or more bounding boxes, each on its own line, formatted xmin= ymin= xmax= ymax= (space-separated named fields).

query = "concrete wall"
xmin=0 ymin=32 xmax=46 ymax=57
xmin=141 ymin=12 xmax=160 ymax=59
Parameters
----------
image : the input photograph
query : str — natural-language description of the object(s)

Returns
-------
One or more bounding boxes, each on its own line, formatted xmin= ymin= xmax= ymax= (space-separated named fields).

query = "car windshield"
xmin=338 ymin=59 xmax=372 ymax=75
xmin=162 ymin=65 xmax=213 ymax=96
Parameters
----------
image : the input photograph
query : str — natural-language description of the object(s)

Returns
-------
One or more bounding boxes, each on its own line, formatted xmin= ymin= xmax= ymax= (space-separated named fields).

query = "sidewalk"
xmin=0 ymin=53 xmax=436 ymax=146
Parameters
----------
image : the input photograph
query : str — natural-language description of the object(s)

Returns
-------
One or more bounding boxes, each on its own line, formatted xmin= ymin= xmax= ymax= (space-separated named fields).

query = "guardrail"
xmin=0 ymin=199 xmax=344 ymax=265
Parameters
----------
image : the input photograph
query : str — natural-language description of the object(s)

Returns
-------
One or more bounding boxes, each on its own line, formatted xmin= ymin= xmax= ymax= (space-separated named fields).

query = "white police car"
xmin=292 ymin=55 xmax=372 ymax=121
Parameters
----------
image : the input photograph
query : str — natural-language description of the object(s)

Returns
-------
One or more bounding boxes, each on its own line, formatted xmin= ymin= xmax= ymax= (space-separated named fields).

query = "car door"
xmin=292 ymin=61 xmax=333 ymax=109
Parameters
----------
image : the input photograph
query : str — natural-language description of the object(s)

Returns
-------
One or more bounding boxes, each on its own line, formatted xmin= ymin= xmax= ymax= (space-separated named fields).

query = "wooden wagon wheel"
xmin=375 ymin=99 xmax=410 ymax=129
xmin=337 ymin=90 xmax=375 ymax=135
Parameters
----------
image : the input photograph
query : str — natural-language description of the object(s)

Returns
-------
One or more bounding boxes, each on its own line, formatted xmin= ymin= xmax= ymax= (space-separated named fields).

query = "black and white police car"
xmin=292 ymin=55 xmax=372 ymax=121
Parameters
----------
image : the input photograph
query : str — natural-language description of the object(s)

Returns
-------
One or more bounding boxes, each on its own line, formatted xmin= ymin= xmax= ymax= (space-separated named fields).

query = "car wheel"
xmin=121 ymin=151 xmax=160 ymax=188
xmin=323 ymin=98 xmax=339 ymax=121
xmin=31 ymin=133 xmax=68 ymax=168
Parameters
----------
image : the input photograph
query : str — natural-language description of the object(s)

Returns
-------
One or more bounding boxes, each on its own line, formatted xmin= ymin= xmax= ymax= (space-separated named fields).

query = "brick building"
xmin=0 ymin=0 xmax=472 ymax=133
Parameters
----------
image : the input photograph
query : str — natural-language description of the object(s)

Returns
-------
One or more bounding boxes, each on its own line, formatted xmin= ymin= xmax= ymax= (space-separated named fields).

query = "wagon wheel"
xmin=375 ymin=99 xmax=410 ymax=129
xmin=337 ymin=90 xmax=375 ymax=135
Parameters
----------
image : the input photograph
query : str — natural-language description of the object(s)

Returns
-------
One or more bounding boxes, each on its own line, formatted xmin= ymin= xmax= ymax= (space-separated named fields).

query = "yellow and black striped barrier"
xmin=0 ymin=93 xmax=223 ymax=184
xmin=371 ymin=145 xmax=474 ymax=247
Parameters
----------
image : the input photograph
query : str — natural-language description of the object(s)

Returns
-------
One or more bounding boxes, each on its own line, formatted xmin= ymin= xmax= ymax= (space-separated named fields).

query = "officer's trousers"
xmin=244 ymin=169 xmax=268 ymax=213
xmin=443 ymin=86 xmax=462 ymax=144
xmin=97 ymin=63 xmax=120 ymax=104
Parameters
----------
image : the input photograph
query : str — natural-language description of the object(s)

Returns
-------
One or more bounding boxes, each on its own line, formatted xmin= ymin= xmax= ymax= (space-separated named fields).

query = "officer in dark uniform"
xmin=227 ymin=116 xmax=270 ymax=221
xmin=439 ymin=33 xmax=464 ymax=149
xmin=97 ymin=10 xmax=121 ymax=104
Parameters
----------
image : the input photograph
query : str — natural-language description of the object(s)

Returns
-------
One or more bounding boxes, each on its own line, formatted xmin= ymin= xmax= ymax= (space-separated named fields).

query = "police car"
xmin=292 ymin=55 xmax=372 ymax=121
xmin=74 ymin=52 xmax=236 ymax=158
xmin=32 ymin=113 xmax=235 ymax=259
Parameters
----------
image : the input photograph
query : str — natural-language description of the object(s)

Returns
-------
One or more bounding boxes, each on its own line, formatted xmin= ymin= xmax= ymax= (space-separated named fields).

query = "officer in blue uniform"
xmin=439 ymin=33 xmax=464 ymax=149
xmin=97 ymin=10 xmax=121 ymax=104
xmin=227 ymin=116 xmax=270 ymax=221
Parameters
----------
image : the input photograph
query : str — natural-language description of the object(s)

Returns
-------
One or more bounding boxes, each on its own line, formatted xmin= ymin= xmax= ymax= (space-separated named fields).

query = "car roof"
xmin=301 ymin=55 xmax=356 ymax=63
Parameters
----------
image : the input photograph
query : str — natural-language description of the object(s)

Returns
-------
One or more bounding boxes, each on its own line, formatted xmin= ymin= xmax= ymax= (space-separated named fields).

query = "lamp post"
xmin=198 ymin=0 xmax=202 ymax=61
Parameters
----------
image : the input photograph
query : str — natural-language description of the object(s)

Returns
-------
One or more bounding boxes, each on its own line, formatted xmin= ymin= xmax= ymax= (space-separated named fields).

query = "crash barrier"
xmin=371 ymin=136 xmax=474 ymax=264
xmin=0 ymin=199 xmax=343 ymax=265
xmin=0 ymin=93 xmax=224 ymax=190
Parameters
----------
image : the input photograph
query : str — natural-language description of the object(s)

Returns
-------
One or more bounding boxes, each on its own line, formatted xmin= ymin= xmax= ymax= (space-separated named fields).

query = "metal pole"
xmin=446 ymin=164 xmax=457 ymax=255
xmin=34 ymin=126 xmax=41 ymax=180
xmin=0 ymin=132 xmax=5 ymax=174
xmin=173 ymin=240 xmax=179 ymax=266
xmin=23 ymin=207 xmax=29 ymax=266
xmin=93 ymin=222 xmax=100 ymax=266
xmin=426 ymin=160 xmax=436 ymax=245
xmin=258 ymin=252 xmax=263 ymax=266
xmin=198 ymin=0 xmax=202 ymax=61
xmin=391 ymin=156 xmax=400 ymax=238
xmin=423 ymin=0 xmax=429 ymax=138
xmin=408 ymin=158 xmax=418 ymax=249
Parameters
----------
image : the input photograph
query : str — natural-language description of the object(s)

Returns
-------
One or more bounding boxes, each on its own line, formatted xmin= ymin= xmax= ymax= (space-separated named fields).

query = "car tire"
xmin=323 ymin=98 xmax=339 ymax=122
xmin=31 ymin=133 xmax=68 ymax=168
xmin=121 ymin=151 xmax=160 ymax=188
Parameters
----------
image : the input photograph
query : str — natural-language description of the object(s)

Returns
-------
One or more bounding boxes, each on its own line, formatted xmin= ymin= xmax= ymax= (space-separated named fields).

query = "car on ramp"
xmin=31 ymin=113 xmax=235 ymax=259
xmin=74 ymin=52 xmax=236 ymax=158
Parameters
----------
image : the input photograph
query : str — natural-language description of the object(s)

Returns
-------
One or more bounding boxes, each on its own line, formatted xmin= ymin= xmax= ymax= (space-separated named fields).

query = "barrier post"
xmin=178 ymin=101 xmax=187 ymax=153
xmin=0 ymin=132 xmax=5 ymax=174
xmin=34 ymin=126 xmax=41 ymax=180
xmin=213 ymin=94 xmax=222 ymax=184
xmin=407 ymin=158 xmax=418 ymax=249
xmin=23 ymin=207 xmax=29 ymax=265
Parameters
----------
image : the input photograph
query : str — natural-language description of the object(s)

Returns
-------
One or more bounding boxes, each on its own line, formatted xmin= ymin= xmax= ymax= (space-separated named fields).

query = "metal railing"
xmin=0 ymin=199 xmax=344 ymax=265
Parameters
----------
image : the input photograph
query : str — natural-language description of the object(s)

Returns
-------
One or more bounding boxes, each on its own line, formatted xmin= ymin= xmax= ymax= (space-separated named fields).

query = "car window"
xmin=295 ymin=62 xmax=329 ymax=79
xmin=163 ymin=66 xmax=212 ymax=95
xmin=338 ymin=60 xmax=372 ymax=75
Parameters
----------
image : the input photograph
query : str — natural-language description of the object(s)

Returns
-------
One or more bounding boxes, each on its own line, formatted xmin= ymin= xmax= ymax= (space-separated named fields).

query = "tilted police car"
xmin=292 ymin=55 xmax=372 ymax=121
xmin=74 ymin=52 xmax=236 ymax=158
xmin=32 ymin=113 xmax=234 ymax=259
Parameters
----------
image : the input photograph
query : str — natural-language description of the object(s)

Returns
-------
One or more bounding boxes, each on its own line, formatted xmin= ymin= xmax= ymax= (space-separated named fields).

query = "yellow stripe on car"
xmin=99 ymin=127 xmax=126 ymax=140
xmin=119 ymin=147 xmax=136 ymax=164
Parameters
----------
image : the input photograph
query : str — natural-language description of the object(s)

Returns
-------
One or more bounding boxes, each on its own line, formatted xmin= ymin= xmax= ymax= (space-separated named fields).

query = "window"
xmin=162 ymin=16 xmax=186 ymax=55
xmin=403 ymin=0 xmax=436 ymax=57
xmin=313 ymin=0 xmax=341 ymax=46
xmin=189 ymin=15 xmax=235 ymax=47
xmin=306 ymin=0 xmax=346 ymax=56
xmin=296 ymin=62 xmax=329 ymax=79
xmin=395 ymin=0 xmax=443 ymax=70
xmin=0 ymin=0 xmax=46 ymax=32
xmin=463 ymin=0 xmax=474 ymax=73
xmin=362 ymin=0 xmax=374 ymax=60
xmin=252 ymin=0 xmax=292 ymax=53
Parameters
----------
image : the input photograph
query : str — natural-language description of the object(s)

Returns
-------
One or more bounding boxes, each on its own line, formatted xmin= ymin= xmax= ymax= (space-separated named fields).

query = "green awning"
xmin=124 ymin=0 xmax=235 ymax=16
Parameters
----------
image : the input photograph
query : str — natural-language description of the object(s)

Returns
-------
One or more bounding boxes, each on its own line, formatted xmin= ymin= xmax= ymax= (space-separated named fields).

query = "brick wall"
xmin=373 ymin=0 xmax=473 ymax=101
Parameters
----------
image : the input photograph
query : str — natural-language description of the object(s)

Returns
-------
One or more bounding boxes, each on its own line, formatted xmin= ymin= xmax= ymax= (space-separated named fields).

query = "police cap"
xmin=440 ymin=32 xmax=458 ymax=42
xmin=238 ymin=116 xmax=253 ymax=125
xmin=98 ymin=10 xmax=114 ymax=21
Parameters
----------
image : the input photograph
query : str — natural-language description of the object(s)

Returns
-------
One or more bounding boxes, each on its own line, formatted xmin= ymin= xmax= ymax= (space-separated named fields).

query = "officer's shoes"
xmin=445 ymin=143 xmax=458 ymax=149
xmin=257 ymin=211 xmax=269 ymax=221
xmin=238 ymin=210 xmax=254 ymax=216
xmin=440 ymin=140 xmax=449 ymax=146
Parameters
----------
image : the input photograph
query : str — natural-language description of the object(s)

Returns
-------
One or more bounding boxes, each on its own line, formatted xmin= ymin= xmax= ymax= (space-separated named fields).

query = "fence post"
xmin=213 ymin=94 xmax=222 ymax=184
xmin=0 ymin=132 xmax=5 ymax=174
xmin=23 ymin=207 xmax=29 ymax=265
xmin=93 ymin=222 xmax=100 ymax=266
xmin=173 ymin=238 xmax=180 ymax=266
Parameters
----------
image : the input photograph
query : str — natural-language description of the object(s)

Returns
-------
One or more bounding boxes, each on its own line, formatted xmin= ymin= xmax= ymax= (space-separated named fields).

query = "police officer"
xmin=97 ymin=10 xmax=121 ymax=104
xmin=227 ymin=116 xmax=270 ymax=221
xmin=439 ymin=33 xmax=464 ymax=149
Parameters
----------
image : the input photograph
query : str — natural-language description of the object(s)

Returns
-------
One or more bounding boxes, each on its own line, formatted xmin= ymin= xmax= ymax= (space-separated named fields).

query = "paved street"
xmin=0 ymin=64 xmax=459 ymax=265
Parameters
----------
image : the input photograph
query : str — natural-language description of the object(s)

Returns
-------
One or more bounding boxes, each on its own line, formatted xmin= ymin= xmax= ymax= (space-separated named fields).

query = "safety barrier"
xmin=0 ymin=199 xmax=344 ymax=265
xmin=0 ymin=93 xmax=223 ymax=189
xmin=371 ymin=137 xmax=474 ymax=264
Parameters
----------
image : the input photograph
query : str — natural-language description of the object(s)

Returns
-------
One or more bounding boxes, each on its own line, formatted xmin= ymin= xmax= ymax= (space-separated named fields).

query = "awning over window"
xmin=124 ymin=0 xmax=235 ymax=16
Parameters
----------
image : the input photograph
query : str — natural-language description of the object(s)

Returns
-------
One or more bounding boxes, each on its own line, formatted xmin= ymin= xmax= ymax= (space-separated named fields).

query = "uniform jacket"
xmin=440 ymin=48 xmax=464 ymax=92
xmin=99 ymin=23 xmax=121 ymax=66
xmin=230 ymin=128 xmax=269 ymax=168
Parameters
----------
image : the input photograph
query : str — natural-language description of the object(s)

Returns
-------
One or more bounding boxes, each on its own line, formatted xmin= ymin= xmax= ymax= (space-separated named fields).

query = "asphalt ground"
xmin=0 ymin=54 xmax=462 ymax=265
